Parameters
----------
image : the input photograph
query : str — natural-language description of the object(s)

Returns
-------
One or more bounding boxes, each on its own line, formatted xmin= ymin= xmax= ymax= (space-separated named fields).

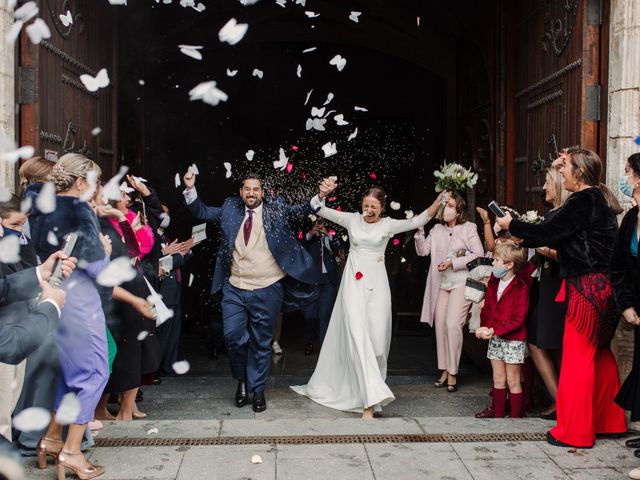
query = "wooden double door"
xmin=17 ymin=0 xmax=117 ymax=176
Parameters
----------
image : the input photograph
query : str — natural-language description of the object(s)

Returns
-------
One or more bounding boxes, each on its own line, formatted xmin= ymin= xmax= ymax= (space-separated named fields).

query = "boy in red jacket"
xmin=476 ymin=242 xmax=529 ymax=418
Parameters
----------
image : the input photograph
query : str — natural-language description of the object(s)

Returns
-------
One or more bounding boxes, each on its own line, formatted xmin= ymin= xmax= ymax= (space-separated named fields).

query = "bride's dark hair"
xmin=362 ymin=187 xmax=387 ymax=212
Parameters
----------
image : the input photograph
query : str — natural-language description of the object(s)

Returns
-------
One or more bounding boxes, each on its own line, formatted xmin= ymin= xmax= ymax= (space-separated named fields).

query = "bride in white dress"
xmin=291 ymin=181 xmax=443 ymax=418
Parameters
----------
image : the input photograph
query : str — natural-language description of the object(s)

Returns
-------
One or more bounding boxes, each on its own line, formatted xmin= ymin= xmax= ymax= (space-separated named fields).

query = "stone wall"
xmin=607 ymin=0 xmax=640 ymax=380
xmin=0 ymin=3 xmax=15 ymax=192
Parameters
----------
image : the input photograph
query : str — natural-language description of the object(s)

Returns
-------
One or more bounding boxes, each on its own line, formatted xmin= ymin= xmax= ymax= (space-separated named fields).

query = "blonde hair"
xmin=18 ymin=156 xmax=53 ymax=193
xmin=48 ymin=153 xmax=102 ymax=193
xmin=546 ymin=167 xmax=570 ymax=209
xmin=494 ymin=242 xmax=527 ymax=272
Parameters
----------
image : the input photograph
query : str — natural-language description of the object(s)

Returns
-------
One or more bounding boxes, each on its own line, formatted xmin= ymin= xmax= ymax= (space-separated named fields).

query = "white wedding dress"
xmin=291 ymin=201 xmax=433 ymax=412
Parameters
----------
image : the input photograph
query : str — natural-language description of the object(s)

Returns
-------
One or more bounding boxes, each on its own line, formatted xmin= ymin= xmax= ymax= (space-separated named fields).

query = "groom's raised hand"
xmin=319 ymin=176 xmax=337 ymax=199
xmin=183 ymin=170 xmax=197 ymax=189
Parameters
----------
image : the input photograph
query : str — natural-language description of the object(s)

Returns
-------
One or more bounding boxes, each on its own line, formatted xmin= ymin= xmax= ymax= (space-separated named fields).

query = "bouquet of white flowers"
xmin=433 ymin=162 xmax=478 ymax=194
xmin=520 ymin=210 xmax=544 ymax=224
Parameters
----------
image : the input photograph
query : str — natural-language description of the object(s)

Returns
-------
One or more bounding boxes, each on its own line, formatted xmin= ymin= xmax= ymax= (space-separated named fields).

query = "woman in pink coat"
xmin=415 ymin=192 xmax=484 ymax=391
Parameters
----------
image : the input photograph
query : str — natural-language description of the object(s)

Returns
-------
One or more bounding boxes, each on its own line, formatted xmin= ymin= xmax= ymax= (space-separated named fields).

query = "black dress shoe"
xmin=539 ymin=410 xmax=557 ymax=421
xmin=626 ymin=437 xmax=640 ymax=448
xmin=235 ymin=381 xmax=248 ymax=408
xmin=152 ymin=376 xmax=162 ymax=385
xmin=545 ymin=431 xmax=592 ymax=449
xmin=252 ymin=392 xmax=266 ymax=413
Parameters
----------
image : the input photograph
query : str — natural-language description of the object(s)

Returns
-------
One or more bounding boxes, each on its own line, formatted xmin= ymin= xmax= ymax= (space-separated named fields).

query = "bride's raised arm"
xmin=309 ymin=195 xmax=352 ymax=228
xmin=386 ymin=192 xmax=444 ymax=235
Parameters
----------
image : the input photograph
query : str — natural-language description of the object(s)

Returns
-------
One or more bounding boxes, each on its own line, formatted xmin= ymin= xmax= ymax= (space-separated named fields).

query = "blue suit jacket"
xmin=304 ymin=235 xmax=343 ymax=286
xmin=187 ymin=195 xmax=323 ymax=294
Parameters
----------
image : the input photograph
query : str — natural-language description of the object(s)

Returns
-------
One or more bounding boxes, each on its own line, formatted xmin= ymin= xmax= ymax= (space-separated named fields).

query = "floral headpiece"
xmin=52 ymin=163 xmax=64 ymax=174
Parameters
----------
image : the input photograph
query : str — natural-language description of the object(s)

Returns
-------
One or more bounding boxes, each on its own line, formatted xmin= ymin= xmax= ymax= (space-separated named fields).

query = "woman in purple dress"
xmin=27 ymin=154 xmax=109 ymax=479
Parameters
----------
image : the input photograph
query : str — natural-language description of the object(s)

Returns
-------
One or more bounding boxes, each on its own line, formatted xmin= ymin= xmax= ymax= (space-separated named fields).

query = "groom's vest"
xmin=229 ymin=203 xmax=286 ymax=290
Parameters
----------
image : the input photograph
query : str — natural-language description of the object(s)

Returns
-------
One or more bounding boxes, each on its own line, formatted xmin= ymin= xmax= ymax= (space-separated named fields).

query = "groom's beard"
xmin=244 ymin=196 xmax=262 ymax=209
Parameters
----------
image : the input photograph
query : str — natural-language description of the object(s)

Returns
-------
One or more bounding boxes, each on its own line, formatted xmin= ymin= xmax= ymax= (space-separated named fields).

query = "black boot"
xmin=235 ymin=381 xmax=248 ymax=408
xmin=252 ymin=392 xmax=266 ymax=413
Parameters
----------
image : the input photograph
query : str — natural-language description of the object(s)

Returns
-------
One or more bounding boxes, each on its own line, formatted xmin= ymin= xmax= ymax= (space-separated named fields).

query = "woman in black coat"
xmin=611 ymin=153 xmax=640 ymax=449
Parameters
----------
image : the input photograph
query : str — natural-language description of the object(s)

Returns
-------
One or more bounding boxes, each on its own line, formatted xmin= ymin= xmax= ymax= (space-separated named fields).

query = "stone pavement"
xmin=22 ymin=418 xmax=639 ymax=480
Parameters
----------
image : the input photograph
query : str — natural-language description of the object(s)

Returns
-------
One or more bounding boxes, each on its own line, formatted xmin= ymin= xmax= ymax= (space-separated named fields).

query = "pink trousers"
xmin=434 ymin=285 xmax=471 ymax=375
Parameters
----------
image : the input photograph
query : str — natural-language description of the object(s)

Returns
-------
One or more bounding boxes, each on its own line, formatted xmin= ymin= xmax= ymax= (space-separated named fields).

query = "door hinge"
xmin=584 ymin=84 xmax=601 ymax=121
xmin=18 ymin=67 xmax=35 ymax=104
xmin=587 ymin=0 xmax=602 ymax=25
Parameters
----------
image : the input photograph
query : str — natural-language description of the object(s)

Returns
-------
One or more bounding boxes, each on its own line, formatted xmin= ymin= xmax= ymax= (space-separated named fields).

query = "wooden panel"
xmin=512 ymin=0 xmax=603 ymax=212
xmin=18 ymin=0 xmax=117 ymax=176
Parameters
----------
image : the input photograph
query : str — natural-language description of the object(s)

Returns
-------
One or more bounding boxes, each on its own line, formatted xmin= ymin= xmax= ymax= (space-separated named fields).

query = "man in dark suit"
xmin=183 ymin=171 xmax=322 ymax=412
xmin=302 ymin=219 xmax=343 ymax=355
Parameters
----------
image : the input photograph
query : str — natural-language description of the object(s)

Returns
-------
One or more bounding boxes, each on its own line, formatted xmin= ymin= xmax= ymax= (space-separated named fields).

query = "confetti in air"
xmin=80 ymin=68 xmax=110 ymax=92
xmin=188 ymin=81 xmax=228 ymax=106
xmin=218 ymin=18 xmax=249 ymax=45
xmin=252 ymin=68 xmax=264 ymax=79
xmin=329 ymin=54 xmax=347 ymax=71
xmin=349 ymin=11 xmax=361 ymax=23
xmin=226 ymin=68 xmax=239 ymax=77
xmin=179 ymin=44 xmax=203 ymax=60
xmin=59 ymin=10 xmax=73 ymax=27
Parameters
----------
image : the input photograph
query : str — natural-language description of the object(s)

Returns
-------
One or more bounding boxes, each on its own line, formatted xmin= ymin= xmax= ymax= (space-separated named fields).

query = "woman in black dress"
xmin=611 ymin=153 xmax=640 ymax=451
xmin=527 ymin=166 xmax=569 ymax=419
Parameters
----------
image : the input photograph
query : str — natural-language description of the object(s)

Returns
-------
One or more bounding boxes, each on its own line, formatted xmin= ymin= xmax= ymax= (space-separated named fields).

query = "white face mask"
xmin=160 ymin=215 xmax=171 ymax=229
xmin=443 ymin=206 xmax=457 ymax=223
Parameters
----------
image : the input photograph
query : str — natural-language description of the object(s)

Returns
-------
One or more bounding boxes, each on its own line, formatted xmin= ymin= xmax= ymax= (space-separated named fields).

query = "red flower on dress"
xmin=355 ymin=272 xmax=363 ymax=280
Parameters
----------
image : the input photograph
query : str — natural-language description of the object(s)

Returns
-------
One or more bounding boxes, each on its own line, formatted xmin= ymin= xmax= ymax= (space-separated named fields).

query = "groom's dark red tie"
xmin=244 ymin=210 xmax=254 ymax=245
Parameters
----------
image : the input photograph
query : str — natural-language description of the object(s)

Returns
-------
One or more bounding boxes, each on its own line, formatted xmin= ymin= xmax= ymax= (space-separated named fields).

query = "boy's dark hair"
xmin=0 ymin=194 xmax=21 ymax=220
xmin=239 ymin=173 xmax=262 ymax=189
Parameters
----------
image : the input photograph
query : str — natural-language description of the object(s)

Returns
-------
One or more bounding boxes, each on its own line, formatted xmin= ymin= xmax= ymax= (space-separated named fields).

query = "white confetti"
xmin=417 ymin=16 xmax=420 ymax=26
xmin=390 ymin=201 xmax=401 ymax=210
xmin=226 ymin=68 xmax=238 ymax=77
xmin=179 ymin=44 xmax=203 ymax=60
xmin=302 ymin=47 xmax=317 ymax=53
xmin=347 ymin=128 xmax=358 ymax=141
xmin=5 ymin=20 xmax=24 ymax=45
xmin=304 ymin=89 xmax=313 ymax=105
xmin=188 ymin=273 xmax=194 ymax=287
xmin=0 ymin=186 xmax=11 ymax=202
xmin=296 ymin=64 xmax=302 ymax=78
xmin=223 ymin=162 xmax=232 ymax=179
xmin=193 ymin=2 xmax=205 ymax=11
xmin=354 ymin=106 xmax=368 ymax=112
xmin=342 ymin=234 xmax=348 ymax=242
xmin=138 ymin=79 xmax=145 ymax=85
xmin=96 ymin=256 xmax=137 ymax=287
xmin=323 ymin=93 xmax=334 ymax=106
xmin=273 ymin=148 xmax=288 ymax=170
xmin=25 ymin=18 xmax=51 ymax=44
xmin=172 ymin=360 xmax=190 ymax=375
xmin=147 ymin=428 xmax=159 ymax=435
xmin=322 ymin=142 xmax=337 ymax=158
xmin=239 ymin=0 xmax=261 ymax=4
xmin=59 ymin=10 xmax=73 ymax=27
xmin=404 ymin=210 xmax=414 ymax=219
xmin=56 ymin=393 xmax=81 ymax=425
xmin=137 ymin=330 xmax=149 ymax=341
xmin=305 ymin=118 xmax=326 ymax=131
xmin=252 ymin=68 xmax=264 ymax=79
xmin=329 ymin=54 xmax=346 ymax=71
xmin=295 ymin=0 xmax=305 ymax=5
xmin=21 ymin=196 xmax=32 ymax=213
xmin=219 ymin=18 xmax=248 ymax=45
xmin=80 ymin=170 xmax=99 ymax=202
xmin=102 ymin=166 xmax=129 ymax=202
xmin=400 ymin=257 xmax=407 ymax=263
xmin=119 ymin=181 xmax=134 ymax=194
xmin=309 ymin=214 xmax=317 ymax=222
xmin=311 ymin=106 xmax=325 ymax=117
xmin=80 ymin=68 xmax=110 ymax=92
xmin=305 ymin=11 xmax=319 ymax=17
xmin=245 ymin=150 xmax=255 ymax=161
xmin=12 ymin=407 xmax=50 ymax=432
xmin=0 ymin=235 xmax=20 ymax=263
xmin=108 ymin=0 xmax=128 ymax=4
xmin=91 ymin=127 xmax=102 ymax=136
xmin=275 ymin=0 xmax=286 ymax=7
xmin=189 ymin=81 xmax=228 ymax=106
xmin=251 ymin=455 xmax=263 ymax=464
xmin=36 ymin=182 xmax=56 ymax=214
xmin=175 ymin=173 xmax=181 ymax=188
xmin=187 ymin=163 xmax=199 ymax=177
xmin=47 ymin=231 xmax=59 ymax=246
xmin=349 ymin=11 xmax=361 ymax=23
xmin=0 ymin=144 xmax=35 ymax=163
xmin=334 ymin=114 xmax=348 ymax=126
xmin=15 ymin=2 xmax=38 ymax=22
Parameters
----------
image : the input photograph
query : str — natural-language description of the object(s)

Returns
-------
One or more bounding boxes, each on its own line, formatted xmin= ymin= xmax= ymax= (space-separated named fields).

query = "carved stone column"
xmin=607 ymin=0 xmax=640 ymax=382
xmin=0 ymin=3 xmax=16 ymax=192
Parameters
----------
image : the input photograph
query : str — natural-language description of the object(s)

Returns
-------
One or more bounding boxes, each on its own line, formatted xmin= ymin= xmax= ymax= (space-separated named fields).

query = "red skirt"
xmin=550 ymin=277 xmax=626 ymax=447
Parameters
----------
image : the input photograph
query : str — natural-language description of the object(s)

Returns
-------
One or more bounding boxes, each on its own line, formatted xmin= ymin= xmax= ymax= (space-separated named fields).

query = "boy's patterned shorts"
xmin=487 ymin=336 xmax=526 ymax=364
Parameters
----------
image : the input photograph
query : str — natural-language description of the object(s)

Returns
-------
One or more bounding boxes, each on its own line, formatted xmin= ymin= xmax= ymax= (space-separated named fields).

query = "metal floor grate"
xmin=95 ymin=432 xmax=546 ymax=447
